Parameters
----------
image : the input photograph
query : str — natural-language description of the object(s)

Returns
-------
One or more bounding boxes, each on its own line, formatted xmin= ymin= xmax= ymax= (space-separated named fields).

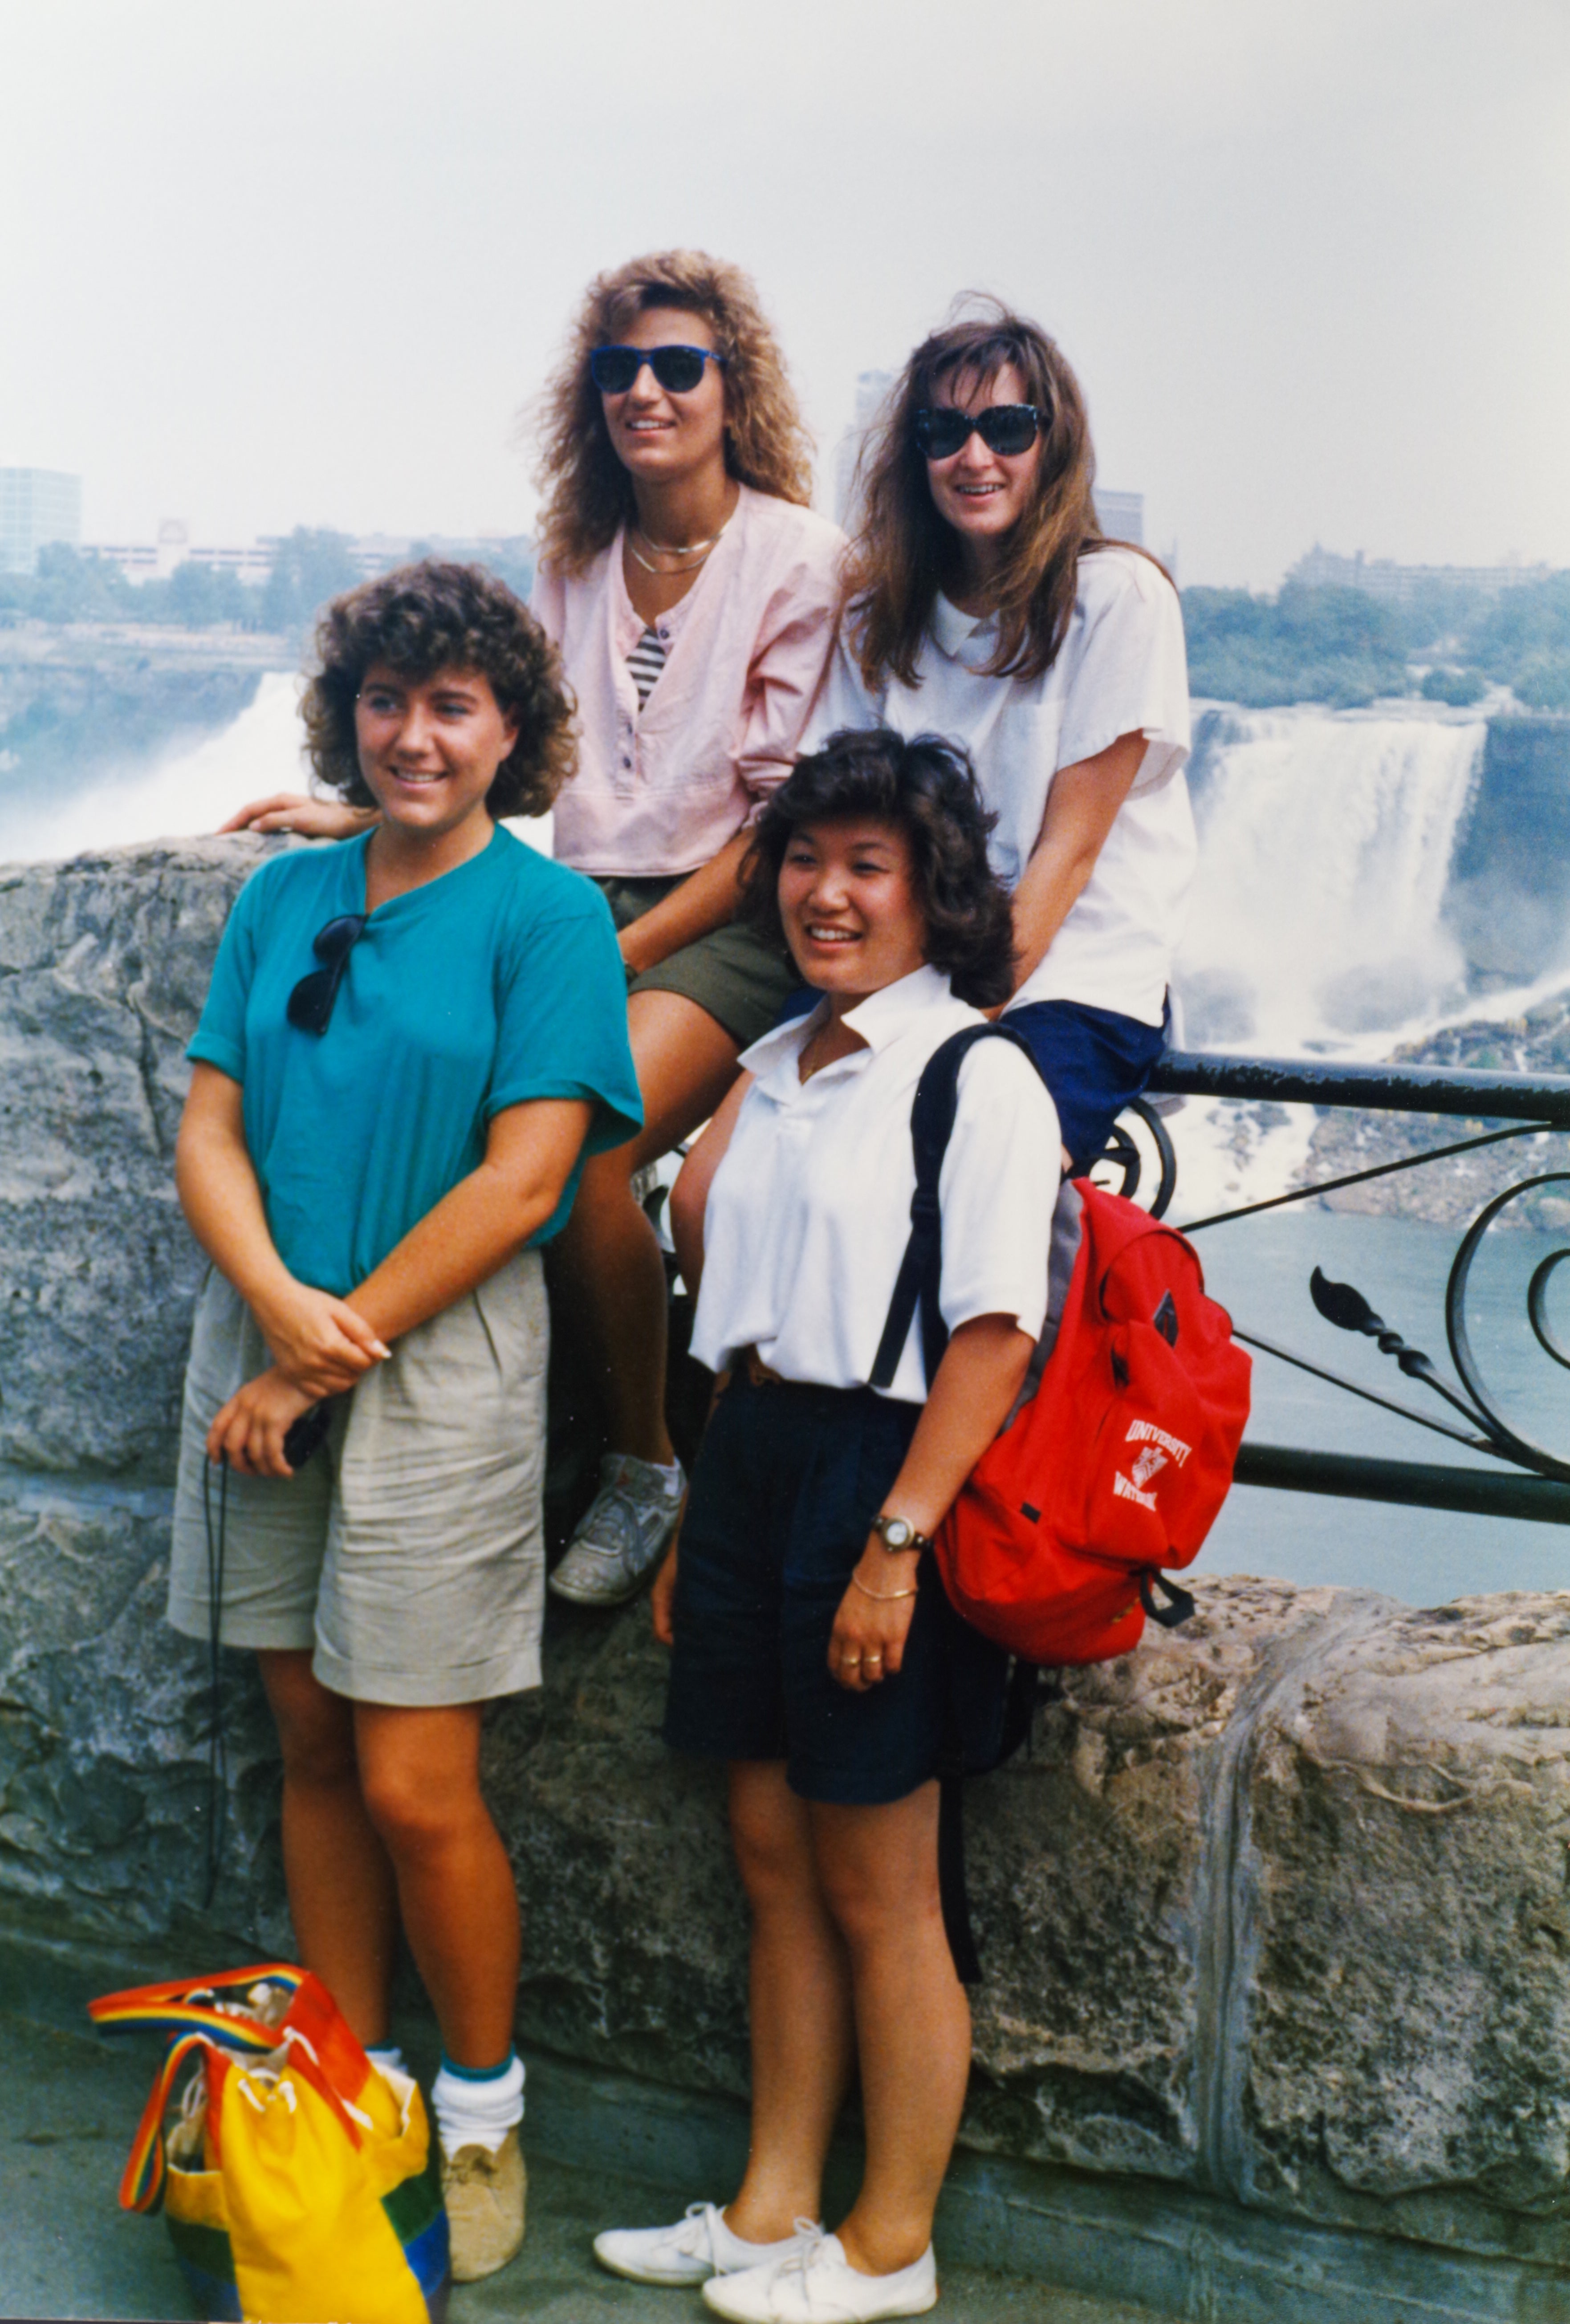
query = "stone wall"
xmin=5 ymin=841 xmax=1570 ymax=2289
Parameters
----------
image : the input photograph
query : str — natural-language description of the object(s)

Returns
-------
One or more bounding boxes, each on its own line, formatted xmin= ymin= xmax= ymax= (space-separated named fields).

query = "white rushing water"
xmin=1174 ymin=708 xmax=1488 ymax=1057
xmin=1160 ymin=708 xmax=1504 ymax=1220
xmin=0 ymin=672 xmax=553 ymax=860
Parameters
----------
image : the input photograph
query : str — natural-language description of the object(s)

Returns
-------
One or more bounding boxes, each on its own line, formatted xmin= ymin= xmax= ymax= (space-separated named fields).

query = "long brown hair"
xmin=531 ymin=250 xmax=814 ymax=576
xmin=846 ymin=299 xmax=1110 ymax=690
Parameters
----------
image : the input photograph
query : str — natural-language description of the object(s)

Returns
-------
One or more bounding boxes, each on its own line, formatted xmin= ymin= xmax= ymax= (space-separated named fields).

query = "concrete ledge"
xmin=5 ymin=1920 xmax=1562 ymax=2324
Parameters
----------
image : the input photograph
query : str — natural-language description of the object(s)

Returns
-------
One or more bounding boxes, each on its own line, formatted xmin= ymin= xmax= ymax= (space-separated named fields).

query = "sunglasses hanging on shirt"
xmin=286 ymin=913 xmax=367 ymax=1036
xmin=913 ymin=404 xmax=1043 ymax=461
xmin=590 ymin=344 xmax=725 ymax=396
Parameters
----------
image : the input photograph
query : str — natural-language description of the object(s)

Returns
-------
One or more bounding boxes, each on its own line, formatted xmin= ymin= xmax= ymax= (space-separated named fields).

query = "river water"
xmin=1185 ymin=1203 xmax=1570 ymax=1602
xmin=6 ymin=683 xmax=1568 ymax=1605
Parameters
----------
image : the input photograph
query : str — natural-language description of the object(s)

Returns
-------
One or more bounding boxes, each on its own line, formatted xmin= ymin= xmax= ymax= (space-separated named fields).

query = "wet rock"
xmin=0 ymin=1487 xmax=285 ymax=1949
xmin=0 ymin=836 xmax=289 ymax=1475
xmin=1229 ymin=1590 xmax=1570 ymax=2263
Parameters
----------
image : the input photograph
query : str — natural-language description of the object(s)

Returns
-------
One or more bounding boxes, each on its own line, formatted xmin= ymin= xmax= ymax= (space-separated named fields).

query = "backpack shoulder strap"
xmin=870 ymin=1021 xmax=1043 ymax=1392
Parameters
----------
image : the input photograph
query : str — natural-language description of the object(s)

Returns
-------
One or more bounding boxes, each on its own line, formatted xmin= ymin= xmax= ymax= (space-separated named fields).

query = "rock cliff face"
xmin=5 ymin=840 xmax=1570 ymax=2287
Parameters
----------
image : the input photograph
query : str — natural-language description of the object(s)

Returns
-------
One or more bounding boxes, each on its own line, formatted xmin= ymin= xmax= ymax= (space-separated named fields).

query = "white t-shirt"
xmin=805 ymin=547 xmax=1195 ymax=1026
xmin=691 ymin=964 xmax=1062 ymax=1403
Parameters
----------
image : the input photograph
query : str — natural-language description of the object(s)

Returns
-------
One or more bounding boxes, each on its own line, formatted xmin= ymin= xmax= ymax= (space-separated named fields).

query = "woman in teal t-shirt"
xmin=167 ymin=561 xmax=641 ymax=2283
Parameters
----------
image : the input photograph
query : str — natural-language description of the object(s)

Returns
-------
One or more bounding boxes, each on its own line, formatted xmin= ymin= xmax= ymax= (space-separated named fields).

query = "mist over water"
xmin=0 ymin=673 xmax=307 ymax=861
xmin=1175 ymin=709 xmax=1488 ymax=1057
xmin=0 ymin=674 xmax=553 ymax=861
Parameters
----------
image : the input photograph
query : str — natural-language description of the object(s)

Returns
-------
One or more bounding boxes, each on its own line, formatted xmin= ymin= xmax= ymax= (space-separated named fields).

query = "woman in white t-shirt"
xmin=812 ymin=300 xmax=1192 ymax=1174
xmin=592 ymin=728 xmax=1061 ymax=2324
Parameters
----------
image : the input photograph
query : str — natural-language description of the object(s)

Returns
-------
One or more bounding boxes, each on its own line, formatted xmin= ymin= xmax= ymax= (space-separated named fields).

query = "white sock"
xmin=432 ymin=2052 xmax=525 ymax=2155
xmin=617 ymin=1453 xmax=683 ymax=1495
xmin=366 ymin=2043 xmax=407 ymax=2079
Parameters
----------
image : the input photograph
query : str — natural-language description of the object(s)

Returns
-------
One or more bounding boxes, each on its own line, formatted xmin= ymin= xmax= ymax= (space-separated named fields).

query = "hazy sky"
xmin=4 ymin=0 xmax=1567 ymax=588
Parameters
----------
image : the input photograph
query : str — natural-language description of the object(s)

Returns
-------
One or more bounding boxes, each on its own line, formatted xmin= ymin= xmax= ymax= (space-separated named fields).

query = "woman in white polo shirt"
xmin=809 ymin=298 xmax=1192 ymax=1178
xmin=592 ymin=729 xmax=1061 ymax=2324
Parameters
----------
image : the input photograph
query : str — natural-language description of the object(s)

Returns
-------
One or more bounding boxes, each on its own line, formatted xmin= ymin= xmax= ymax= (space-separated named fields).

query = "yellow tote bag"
xmin=90 ymin=1962 xmax=449 ymax=2324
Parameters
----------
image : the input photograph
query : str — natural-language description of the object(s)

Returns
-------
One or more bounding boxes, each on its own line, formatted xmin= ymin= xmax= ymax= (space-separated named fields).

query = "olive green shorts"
xmin=167 ymin=1255 xmax=548 ymax=1705
xmin=594 ymin=875 xmax=799 ymax=1052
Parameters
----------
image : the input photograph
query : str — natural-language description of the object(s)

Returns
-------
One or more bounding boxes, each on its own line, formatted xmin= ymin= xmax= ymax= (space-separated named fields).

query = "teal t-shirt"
xmin=189 ymin=826 xmax=643 ymax=1296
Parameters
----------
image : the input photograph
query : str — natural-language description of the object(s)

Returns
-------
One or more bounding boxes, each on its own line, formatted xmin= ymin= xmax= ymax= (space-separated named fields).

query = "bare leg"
xmin=354 ymin=1702 xmax=520 ymax=2069
xmin=667 ymin=1073 xmax=750 ymax=1296
xmin=256 ymin=1649 xmax=399 ymax=2047
xmin=550 ymin=990 xmax=740 ymax=1465
xmin=811 ymin=1783 xmax=970 ymax=2278
xmin=724 ymin=1761 xmax=856 ymax=2241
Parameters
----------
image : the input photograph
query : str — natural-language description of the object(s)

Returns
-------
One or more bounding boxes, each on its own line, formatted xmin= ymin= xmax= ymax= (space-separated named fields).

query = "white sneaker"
xmin=701 ymin=2231 xmax=939 ymax=2322
xmin=549 ymin=1453 xmax=685 ymax=1608
xmin=594 ymin=2202 xmax=816 ymax=2287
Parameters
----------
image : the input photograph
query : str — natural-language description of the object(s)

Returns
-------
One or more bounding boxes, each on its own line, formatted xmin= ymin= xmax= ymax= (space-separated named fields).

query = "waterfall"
xmin=1175 ymin=709 xmax=1487 ymax=1058
xmin=0 ymin=673 xmax=553 ymax=860
xmin=0 ymin=672 xmax=306 ymax=861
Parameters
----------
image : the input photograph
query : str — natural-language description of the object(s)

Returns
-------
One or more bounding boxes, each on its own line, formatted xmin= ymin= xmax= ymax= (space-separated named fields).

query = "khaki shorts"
xmin=594 ymin=874 xmax=799 ymax=1052
xmin=167 ymin=1255 xmax=548 ymax=1706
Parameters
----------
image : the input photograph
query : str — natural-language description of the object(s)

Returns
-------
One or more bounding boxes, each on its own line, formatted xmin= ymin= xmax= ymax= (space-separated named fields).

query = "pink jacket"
xmin=531 ymin=485 xmax=845 ymax=875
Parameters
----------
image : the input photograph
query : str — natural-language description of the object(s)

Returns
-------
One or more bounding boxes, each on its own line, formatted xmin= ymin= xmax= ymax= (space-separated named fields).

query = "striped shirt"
xmin=626 ymin=626 xmax=667 ymax=710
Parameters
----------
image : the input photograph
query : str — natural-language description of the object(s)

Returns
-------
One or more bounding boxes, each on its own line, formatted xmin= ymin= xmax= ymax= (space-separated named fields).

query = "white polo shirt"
xmin=691 ymin=964 xmax=1062 ymax=1402
xmin=805 ymin=547 xmax=1195 ymax=1026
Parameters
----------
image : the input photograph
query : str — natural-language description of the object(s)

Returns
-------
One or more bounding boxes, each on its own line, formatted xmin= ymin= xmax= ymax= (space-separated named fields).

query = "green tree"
xmin=1182 ymin=583 xmax=1407 ymax=707
xmin=20 ymin=544 xmax=138 ymax=624
xmin=260 ymin=528 xmax=363 ymax=633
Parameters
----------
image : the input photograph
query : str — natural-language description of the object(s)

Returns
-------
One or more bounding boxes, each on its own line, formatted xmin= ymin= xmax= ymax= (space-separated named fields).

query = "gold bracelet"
xmin=851 ymin=1573 xmax=918 ymax=1604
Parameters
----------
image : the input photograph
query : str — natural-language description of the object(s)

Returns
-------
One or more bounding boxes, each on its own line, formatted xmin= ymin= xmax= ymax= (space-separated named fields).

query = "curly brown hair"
xmin=740 ymin=727 xmax=1017 ymax=1009
xmin=530 ymin=250 xmax=815 ymax=574
xmin=301 ymin=561 xmax=576 ymax=818
xmin=844 ymin=297 xmax=1116 ymax=691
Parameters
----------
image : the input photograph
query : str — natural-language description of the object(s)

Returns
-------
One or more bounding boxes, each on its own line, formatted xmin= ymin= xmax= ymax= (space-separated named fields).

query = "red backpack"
xmin=870 ymin=1025 xmax=1252 ymax=1667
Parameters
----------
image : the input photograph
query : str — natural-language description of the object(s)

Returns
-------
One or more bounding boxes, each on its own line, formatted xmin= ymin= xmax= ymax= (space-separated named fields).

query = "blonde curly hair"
xmin=531 ymin=250 xmax=814 ymax=575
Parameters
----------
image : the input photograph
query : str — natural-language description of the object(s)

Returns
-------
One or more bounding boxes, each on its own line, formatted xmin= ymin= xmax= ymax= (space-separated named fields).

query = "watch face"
xmin=882 ymin=1518 xmax=913 ymax=1549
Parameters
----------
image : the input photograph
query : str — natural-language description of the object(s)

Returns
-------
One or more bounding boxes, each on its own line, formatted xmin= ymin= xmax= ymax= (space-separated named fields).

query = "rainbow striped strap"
xmin=120 ymin=2031 xmax=214 ymax=2213
xmin=90 ymin=1963 xmax=304 ymax=2050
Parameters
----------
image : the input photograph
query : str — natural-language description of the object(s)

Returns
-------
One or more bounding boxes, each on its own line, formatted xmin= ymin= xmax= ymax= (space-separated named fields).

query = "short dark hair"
xmin=741 ymin=727 xmax=1017 ymax=1008
xmin=301 ymin=560 xmax=577 ymax=818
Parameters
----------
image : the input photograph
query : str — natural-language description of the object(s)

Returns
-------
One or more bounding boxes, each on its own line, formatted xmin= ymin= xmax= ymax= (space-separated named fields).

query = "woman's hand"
xmin=207 ymin=1367 xmax=317 ymax=1478
xmin=828 ymin=1544 xmax=920 ymax=1692
xmin=651 ymin=1544 xmax=679 ymax=1646
xmin=217 ymin=792 xmax=375 ymax=840
xmin=253 ymin=1282 xmax=390 ymax=1398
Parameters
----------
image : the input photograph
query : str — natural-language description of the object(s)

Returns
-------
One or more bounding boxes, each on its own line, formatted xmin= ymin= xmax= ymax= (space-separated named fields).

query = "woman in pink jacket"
xmin=229 ymin=251 xmax=845 ymax=1604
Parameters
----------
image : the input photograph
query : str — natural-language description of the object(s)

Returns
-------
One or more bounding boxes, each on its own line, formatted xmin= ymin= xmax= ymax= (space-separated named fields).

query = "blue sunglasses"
xmin=590 ymin=344 xmax=724 ymax=396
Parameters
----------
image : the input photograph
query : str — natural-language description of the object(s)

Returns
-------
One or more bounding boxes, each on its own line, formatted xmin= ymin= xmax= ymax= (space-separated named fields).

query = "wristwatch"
xmin=872 ymin=1512 xmax=933 ymax=1556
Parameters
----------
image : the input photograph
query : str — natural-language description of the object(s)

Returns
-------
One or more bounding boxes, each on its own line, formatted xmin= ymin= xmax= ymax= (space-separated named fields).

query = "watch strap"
xmin=872 ymin=1512 xmax=933 ymax=1557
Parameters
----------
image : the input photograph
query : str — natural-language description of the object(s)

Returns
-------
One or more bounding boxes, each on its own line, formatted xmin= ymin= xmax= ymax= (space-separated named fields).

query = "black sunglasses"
xmin=914 ymin=404 xmax=1043 ymax=461
xmin=590 ymin=343 xmax=724 ymax=396
xmin=286 ymin=913 xmax=367 ymax=1036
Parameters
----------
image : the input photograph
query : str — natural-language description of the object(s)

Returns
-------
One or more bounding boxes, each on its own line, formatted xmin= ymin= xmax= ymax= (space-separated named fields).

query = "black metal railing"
xmin=1098 ymin=1051 xmax=1570 ymax=1522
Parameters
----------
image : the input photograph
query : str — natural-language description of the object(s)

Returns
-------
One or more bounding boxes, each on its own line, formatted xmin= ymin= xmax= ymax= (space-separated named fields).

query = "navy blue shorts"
xmin=663 ymin=1373 xmax=1008 ymax=1805
xmin=1004 ymin=995 xmax=1169 ymax=1176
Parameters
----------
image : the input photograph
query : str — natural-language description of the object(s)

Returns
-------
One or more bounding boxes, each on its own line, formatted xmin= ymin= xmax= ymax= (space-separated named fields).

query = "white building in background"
xmin=0 ymin=468 xmax=82 ymax=574
xmin=86 ymin=522 xmax=274 ymax=586
xmin=1288 ymin=545 xmax=1554 ymax=603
